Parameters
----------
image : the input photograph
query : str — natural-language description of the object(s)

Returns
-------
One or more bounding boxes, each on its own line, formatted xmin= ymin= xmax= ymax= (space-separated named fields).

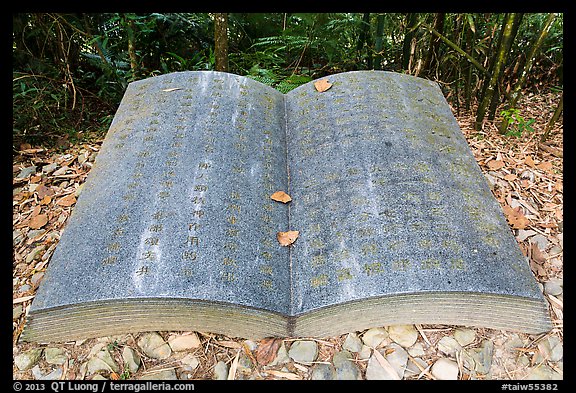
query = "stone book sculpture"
xmin=22 ymin=70 xmax=552 ymax=343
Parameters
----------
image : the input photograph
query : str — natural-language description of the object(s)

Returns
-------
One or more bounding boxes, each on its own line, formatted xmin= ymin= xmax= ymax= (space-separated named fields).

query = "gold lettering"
xmin=310 ymin=274 xmax=329 ymax=288
xmin=102 ymin=256 xmax=118 ymax=265
xmin=107 ymin=242 xmax=121 ymax=252
xmin=337 ymin=268 xmax=353 ymax=281
xmin=182 ymin=250 xmax=197 ymax=260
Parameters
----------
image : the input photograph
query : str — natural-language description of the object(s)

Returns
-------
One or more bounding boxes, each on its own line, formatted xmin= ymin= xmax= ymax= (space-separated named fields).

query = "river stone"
xmin=343 ymin=332 xmax=363 ymax=352
xmin=140 ymin=369 xmax=178 ymax=380
xmin=14 ymin=348 xmax=43 ymax=371
xmin=137 ymin=332 xmax=172 ymax=360
xmin=332 ymin=350 xmax=360 ymax=380
xmin=310 ymin=363 xmax=335 ymax=380
xmin=543 ymin=280 xmax=563 ymax=296
xmin=405 ymin=357 xmax=428 ymax=378
xmin=438 ymin=336 xmax=463 ymax=356
xmin=17 ymin=165 xmax=37 ymax=179
xmin=122 ymin=347 xmax=141 ymax=373
xmin=179 ymin=354 xmax=200 ymax=370
xmin=13 ymin=305 xmax=24 ymax=320
xmin=407 ymin=342 xmax=426 ymax=357
xmin=388 ymin=325 xmax=418 ymax=347
xmin=288 ymin=340 xmax=318 ymax=363
xmin=358 ymin=345 xmax=372 ymax=360
xmin=168 ymin=333 xmax=201 ymax=351
xmin=462 ymin=340 xmax=493 ymax=375
xmin=214 ymin=361 xmax=229 ymax=380
xmin=527 ymin=365 xmax=562 ymax=380
xmin=431 ymin=358 xmax=459 ymax=380
xmin=362 ymin=327 xmax=389 ymax=348
xmin=44 ymin=347 xmax=67 ymax=365
xmin=42 ymin=163 xmax=58 ymax=174
xmin=87 ymin=347 xmax=119 ymax=374
xmin=531 ymin=234 xmax=549 ymax=251
xmin=454 ymin=328 xmax=476 ymax=346
xmin=385 ymin=344 xmax=409 ymax=379
xmin=270 ymin=342 xmax=290 ymax=366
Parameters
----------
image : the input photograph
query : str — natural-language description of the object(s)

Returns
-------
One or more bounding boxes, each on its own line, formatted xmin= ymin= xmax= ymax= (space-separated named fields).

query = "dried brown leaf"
xmin=255 ymin=337 xmax=282 ymax=365
xmin=487 ymin=160 xmax=505 ymax=170
xmin=39 ymin=195 xmax=52 ymax=206
xmin=277 ymin=230 xmax=299 ymax=246
xmin=35 ymin=185 xmax=54 ymax=199
xmin=56 ymin=194 xmax=77 ymax=207
xmin=28 ymin=214 xmax=48 ymax=230
xmin=524 ymin=155 xmax=536 ymax=168
xmin=503 ymin=205 xmax=529 ymax=229
xmin=270 ymin=191 xmax=292 ymax=203
xmin=314 ymin=79 xmax=332 ymax=93
xmin=536 ymin=161 xmax=553 ymax=172
xmin=504 ymin=174 xmax=517 ymax=181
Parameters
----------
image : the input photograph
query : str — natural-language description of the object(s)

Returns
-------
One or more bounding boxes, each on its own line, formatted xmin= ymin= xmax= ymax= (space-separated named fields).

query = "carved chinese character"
xmin=194 ymin=185 xmax=208 ymax=192
xmin=149 ymin=224 xmax=163 ymax=232
xmin=107 ymin=242 xmax=121 ymax=252
xmin=182 ymin=251 xmax=197 ymax=260
xmin=310 ymin=274 xmax=329 ymax=289
xmin=135 ymin=266 xmax=150 ymax=276
xmin=185 ymin=236 xmax=199 ymax=246
xmin=140 ymin=251 xmax=157 ymax=260
xmin=363 ymin=262 xmax=384 ymax=276
xmin=102 ymin=256 xmax=118 ymax=265
xmin=336 ymin=268 xmax=353 ymax=281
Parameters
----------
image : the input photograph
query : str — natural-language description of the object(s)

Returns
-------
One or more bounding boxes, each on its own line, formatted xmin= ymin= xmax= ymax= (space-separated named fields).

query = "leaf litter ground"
xmin=12 ymin=91 xmax=563 ymax=380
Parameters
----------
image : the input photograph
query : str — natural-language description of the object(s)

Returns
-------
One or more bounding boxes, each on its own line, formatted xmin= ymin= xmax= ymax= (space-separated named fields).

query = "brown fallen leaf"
xmin=270 ymin=191 xmax=292 ymax=203
xmin=56 ymin=194 xmax=77 ymax=207
xmin=35 ymin=184 xmax=54 ymax=199
xmin=503 ymin=205 xmax=529 ymax=229
xmin=524 ymin=155 xmax=536 ymax=168
xmin=39 ymin=195 xmax=52 ymax=206
xmin=277 ymin=230 xmax=299 ymax=246
xmin=109 ymin=372 xmax=120 ymax=380
xmin=255 ymin=337 xmax=282 ymax=365
xmin=536 ymin=161 xmax=553 ymax=172
xmin=503 ymin=173 xmax=517 ymax=181
xmin=314 ymin=79 xmax=332 ymax=92
xmin=28 ymin=214 xmax=48 ymax=230
xmin=487 ymin=160 xmax=505 ymax=170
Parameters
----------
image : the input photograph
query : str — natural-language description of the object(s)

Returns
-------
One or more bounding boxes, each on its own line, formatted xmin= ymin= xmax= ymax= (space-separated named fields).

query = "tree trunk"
xmin=487 ymin=13 xmax=524 ymax=120
xmin=357 ymin=12 xmax=371 ymax=68
xmin=422 ymin=13 xmax=445 ymax=76
xmin=374 ymin=14 xmax=385 ymax=70
xmin=540 ymin=91 xmax=563 ymax=142
xmin=474 ymin=13 xmax=518 ymax=131
xmin=402 ymin=13 xmax=418 ymax=71
xmin=499 ymin=13 xmax=557 ymax=134
xmin=463 ymin=15 xmax=476 ymax=111
xmin=123 ymin=14 xmax=139 ymax=81
xmin=214 ymin=13 xmax=229 ymax=72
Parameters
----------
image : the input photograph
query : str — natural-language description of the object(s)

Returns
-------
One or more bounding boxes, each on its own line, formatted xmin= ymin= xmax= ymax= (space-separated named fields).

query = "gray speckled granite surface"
xmin=25 ymin=70 xmax=551 ymax=340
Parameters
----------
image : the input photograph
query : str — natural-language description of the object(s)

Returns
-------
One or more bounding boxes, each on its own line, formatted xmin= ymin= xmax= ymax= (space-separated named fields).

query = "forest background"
xmin=12 ymin=12 xmax=563 ymax=148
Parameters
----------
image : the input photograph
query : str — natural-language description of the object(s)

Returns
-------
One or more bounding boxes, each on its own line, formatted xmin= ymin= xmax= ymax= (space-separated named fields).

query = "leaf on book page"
xmin=161 ymin=88 xmax=182 ymax=92
xmin=255 ymin=337 xmax=282 ymax=365
xmin=277 ymin=230 xmax=299 ymax=246
xmin=314 ymin=79 xmax=332 ymax=92
xmin=28 ymin=214 xmax=48 ymax=230
xmin=270 ymin=190 xmax=292 ymax=203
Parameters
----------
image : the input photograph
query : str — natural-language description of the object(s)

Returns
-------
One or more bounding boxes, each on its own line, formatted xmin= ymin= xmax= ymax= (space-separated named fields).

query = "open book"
xmin=22 ymin=71 xmax=551 ymax=342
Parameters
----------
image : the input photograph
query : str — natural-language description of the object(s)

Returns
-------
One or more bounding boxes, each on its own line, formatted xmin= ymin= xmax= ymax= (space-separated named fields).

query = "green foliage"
xmin=501 ymin=108 xmax=536 ymax=137
xmin=13 ymin=12 xmax=563 ymax=146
